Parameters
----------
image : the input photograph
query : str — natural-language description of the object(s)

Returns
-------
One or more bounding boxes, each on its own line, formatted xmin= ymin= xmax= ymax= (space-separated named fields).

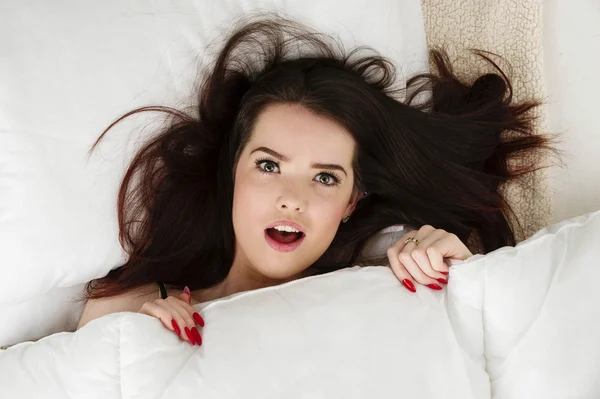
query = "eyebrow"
xmin=250 ymin=146 xmax=348 ymax=177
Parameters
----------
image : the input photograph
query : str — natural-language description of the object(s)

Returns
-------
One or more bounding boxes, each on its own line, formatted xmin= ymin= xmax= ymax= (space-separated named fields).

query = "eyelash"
xmin=254 ymin=157 xmax=342 ymax=186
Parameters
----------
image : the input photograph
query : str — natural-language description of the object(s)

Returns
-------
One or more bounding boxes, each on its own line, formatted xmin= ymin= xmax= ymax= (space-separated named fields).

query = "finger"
xmin=410 ymin=249 xmax=448 ymax=283
xmin=429 ymin=233 xmax=473 ymax=261
xmin=397 ymin=224 xmax=435 ymax=252
xmin=393 ymin=229 xmax=439 ymax=289
xmin=409 ymin=230 xmax=449 ymax=282
xmin=399 ymin=227 xmax=442 ymax=279
xmin=193 ymin=311 xmax=205 ymax=328
xmin=167 ymin=295 xmax=203 ymax=326
xmin=389 ymin=225 xmax=440 ymax=291
xmin=166 ymin=297 xmax=196 ymax=331
xmin=179 ymin=286 xmax=191 ymax=304
xmin=139 ymin=301 xmax=185 ymax=338
xmin=422 ymin=235 xmax=450 ymax=275
xmin=153 ymin=300 xmax=195 ymax=345
xmin=166 ymin=298 xmax=203 ymax=346
xmin=398 ymin=249 xmax=443 ymax=290
xmin=386 ymin=246 xmax=416 ymax=293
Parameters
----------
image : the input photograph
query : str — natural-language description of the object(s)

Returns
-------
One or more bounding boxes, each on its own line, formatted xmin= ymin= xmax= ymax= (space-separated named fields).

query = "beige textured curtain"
xmin=420 ymin=0 xmax=551 ymax=242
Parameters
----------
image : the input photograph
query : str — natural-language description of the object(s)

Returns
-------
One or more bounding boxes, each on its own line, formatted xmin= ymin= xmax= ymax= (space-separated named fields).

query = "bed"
xmin=1 ymin=0 xmax=600 ymax=398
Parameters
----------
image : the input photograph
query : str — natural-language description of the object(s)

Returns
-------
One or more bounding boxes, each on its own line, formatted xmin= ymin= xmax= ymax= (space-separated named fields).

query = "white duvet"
xmin=1 ymin=211 xmax=600 ymax=399
xmin=0 ymin=270 xmax=487 ymax=399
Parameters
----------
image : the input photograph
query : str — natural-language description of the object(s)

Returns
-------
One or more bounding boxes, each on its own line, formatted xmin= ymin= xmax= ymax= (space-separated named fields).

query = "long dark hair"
xmin=85 ymin=14 xmax=557 ymax=299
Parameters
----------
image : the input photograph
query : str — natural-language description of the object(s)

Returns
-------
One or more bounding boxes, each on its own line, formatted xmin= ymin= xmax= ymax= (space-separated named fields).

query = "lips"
xmin=264 ymin=220 xmax=306 ymax=253
xmin=264 ymin=229 xmax=305 ymax=252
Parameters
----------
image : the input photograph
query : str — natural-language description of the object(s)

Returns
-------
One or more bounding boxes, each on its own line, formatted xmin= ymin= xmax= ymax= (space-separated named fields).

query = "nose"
xmin=275 ymin=190 xmax=307 ymax=213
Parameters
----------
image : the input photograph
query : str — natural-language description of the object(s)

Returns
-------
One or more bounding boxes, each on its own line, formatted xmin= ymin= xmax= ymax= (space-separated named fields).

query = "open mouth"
xmin=264 ymin=225 xmax=306 ymax=253
xmin=265 ymin=228 xmax=305 ymax=244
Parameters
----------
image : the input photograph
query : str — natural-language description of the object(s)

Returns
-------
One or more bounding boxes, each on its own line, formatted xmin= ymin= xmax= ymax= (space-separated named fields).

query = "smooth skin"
xmin=77 ymin=104 xmax=473 ymax=345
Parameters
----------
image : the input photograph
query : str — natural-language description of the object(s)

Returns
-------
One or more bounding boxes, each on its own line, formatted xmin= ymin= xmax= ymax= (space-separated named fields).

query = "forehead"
xmin=248 ymin=103 xmax=356 ymax=161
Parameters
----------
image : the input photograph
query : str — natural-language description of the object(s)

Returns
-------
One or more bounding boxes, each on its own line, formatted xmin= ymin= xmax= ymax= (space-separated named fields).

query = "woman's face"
xmin=231 ymin=103 xmax=359 ymax=282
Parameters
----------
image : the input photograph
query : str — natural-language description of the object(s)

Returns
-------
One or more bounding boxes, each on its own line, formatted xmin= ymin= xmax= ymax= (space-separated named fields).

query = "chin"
xmin=257 ymin=262 xmax=309 ymax=283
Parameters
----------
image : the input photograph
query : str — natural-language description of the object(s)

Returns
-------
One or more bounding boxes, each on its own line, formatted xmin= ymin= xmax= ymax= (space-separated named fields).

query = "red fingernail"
xmin=441 ymin=271 xmax=449 ymax=275
xmin=183 ymin=286 xmax=191 ymax=296
xmin=426 ymin=284 xmax=442 ymax=290
xmin=184 ymin=327 xmax=195 ymax=345
xmin=191 ymin=327 xmax=202 ymax=346
xmin=401 ymin=279 xmax=416 ymax=293
xmin=437 ymin=278 xmax=448 ymax=285
xmin=171 ymin=319 xmax=181 ymax=336
xmin=193 ymin=312 xmax=205 ymax=327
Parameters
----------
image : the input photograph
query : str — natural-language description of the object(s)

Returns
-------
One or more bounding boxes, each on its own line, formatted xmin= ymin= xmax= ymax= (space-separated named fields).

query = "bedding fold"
xmin=2 ymin=206 xmax=600 ymax=399
xmin=0 ymin=267 xmax=490 ymax=399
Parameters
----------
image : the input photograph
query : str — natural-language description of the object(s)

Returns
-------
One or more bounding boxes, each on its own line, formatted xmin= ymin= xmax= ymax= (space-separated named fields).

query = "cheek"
xmin=232 ymin=174 xmax=267 ymax=228
xmin=310 ymin=195 xmax=347 ymax=235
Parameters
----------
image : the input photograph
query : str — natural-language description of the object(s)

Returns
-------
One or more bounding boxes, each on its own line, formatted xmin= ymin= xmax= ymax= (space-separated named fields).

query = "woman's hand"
xmin=386 ymin=225 xmax=473 ymax=292
xmin=138 ymin=286 xmax=205 ymax=346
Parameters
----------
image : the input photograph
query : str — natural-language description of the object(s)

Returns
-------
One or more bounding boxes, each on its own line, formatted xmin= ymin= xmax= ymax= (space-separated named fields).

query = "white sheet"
xmin=2 ymin=210 xmax=600 ymax=398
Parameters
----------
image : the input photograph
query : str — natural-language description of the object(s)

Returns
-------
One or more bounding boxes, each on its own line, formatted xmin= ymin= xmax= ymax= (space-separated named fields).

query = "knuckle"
xmin=420 ymin=224 xmax=434 ymax=232
xmin=426 ymin=246 xmax=438 ymax=256
xmin=411 ymin=248 xmax=426 ymax=260
xmin=398 ymin=252 xmax=412 ymax=263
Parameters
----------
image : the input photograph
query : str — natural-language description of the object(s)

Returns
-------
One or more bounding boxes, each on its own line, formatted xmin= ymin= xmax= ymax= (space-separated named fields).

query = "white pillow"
xmin=0 ymin=266 xmax=490 ymax=398
xmin=0 ymin=1 xmax=429 ymax=346
xmin=448 ymin=209 xmax=600 ymax=398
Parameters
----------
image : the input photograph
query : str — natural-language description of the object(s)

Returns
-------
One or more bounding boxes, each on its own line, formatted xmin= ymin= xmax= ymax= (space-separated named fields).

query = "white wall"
xmin=544 ymin=0 xmax=600 ymax=222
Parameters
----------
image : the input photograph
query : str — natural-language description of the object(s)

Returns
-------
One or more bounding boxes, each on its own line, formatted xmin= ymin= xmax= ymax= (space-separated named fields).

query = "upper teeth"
xmin=273 ymin=225 xmax=300 ymax=233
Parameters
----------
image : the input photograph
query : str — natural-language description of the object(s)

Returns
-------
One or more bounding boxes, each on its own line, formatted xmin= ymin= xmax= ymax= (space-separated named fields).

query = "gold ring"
xmin=404 ymin=237 xmax=420 ymax=246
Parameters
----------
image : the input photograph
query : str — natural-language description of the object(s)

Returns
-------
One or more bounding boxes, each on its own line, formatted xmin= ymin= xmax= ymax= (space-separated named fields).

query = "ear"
xmin=345 ymin=190 xmax=365 ymax=216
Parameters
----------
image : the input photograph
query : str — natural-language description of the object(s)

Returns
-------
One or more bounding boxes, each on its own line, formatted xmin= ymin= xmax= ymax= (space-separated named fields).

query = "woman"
xmin=77 ymin=15 xmax=555 ymax=346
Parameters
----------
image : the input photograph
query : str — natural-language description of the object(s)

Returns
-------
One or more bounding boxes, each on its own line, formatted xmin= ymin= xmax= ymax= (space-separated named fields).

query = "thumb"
xmin=179 ymin=286 xmax=191 ymax=304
